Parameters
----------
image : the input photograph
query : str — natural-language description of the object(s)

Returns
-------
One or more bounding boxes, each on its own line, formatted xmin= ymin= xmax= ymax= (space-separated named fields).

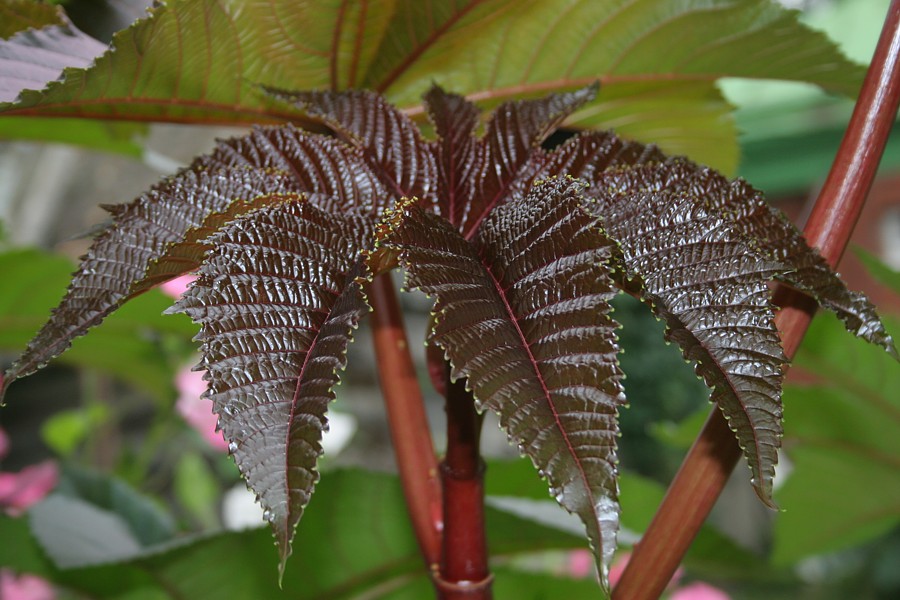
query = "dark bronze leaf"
xmin=598 ymin=161 xmax=897 ymax=358
xmin=262 ymin=88 xmax=437 ymax=202
xmin=375 ymin=177 xmax=624 ymax=586
xmin=206 ymin=124 xmax=390 ymax=215
xmin=586 ymin=182 xmax=787 ymax=504
xmin=173 ymin=199 xmax=372 ymax=573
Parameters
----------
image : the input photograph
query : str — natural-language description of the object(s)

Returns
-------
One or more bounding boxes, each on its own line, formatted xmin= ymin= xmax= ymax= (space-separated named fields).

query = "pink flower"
xmin=0 ymin=569 xmax=55 ymax=600
xmin=175 ymin=366 xmax=228 ymax=451
xmin=670 ymin=582 xmax=731 ymax=600
xmin=0 ymin=461 xmax=59 ymax=516
xmin=568 ymin=549 xmax=594 ymax=578
xmin=159 ymin=275 xmax=197 ymax=300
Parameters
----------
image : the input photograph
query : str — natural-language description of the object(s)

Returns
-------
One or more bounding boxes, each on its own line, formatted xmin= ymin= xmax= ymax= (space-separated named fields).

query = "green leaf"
xmin=174 ymin=454 xmax=221 ymax=530
xmin=773 ymin=312 xmax=900 ymax=563
xmin=40 ymin=403 xmax=109 ymax=456
xmin=53 ymin=465 xmax=177 ymax=547
xmin=0 ymin=19 xmax=107 ymax=103
xmin=0 ymin=248 xmax=194 ymax=401
xmin=173 ymin=200 xmax=373 ymax=574
xmin=0 ymin=0 xmax=865 ymax=171
xmin=376 ymin=177 xmax=625 ymax=588
xmin=855 ymin=246 xmax=900 ymax=294
xmin=16 ymin=468 xmax=591 ymax=599
xmin=0 ymin=0 xmax=66 ymax=39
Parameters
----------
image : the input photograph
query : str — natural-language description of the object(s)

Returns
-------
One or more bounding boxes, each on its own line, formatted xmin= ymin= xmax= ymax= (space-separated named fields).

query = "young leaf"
xmin=263 ymin=88 xmax=438 ymax=202
xmin=585 ymin=183 xmax=787 ymax=504
xmin=206 ymin=125 xmax=390 ymax=214
xmin=374 ymin=177 xmax=625 ymax=586
xmin=173 ymin=200 xmax=373 ymax=573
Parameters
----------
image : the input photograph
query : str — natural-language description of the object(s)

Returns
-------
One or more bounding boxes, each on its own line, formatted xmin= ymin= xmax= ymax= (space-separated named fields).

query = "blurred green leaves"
xmin=774 ymin=308 xmax=900 ymax=563
xmin=0 ymin=248 xmax=196 ymax=402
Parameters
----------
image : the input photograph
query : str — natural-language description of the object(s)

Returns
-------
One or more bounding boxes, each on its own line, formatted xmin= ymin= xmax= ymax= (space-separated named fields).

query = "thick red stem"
xmin=368 ymin=274 xmax=443 ymax=570
xmin=613 ymin=3 xmax=900 ymax=598
xmin=436 ymin=373 xmax=492 ymax=599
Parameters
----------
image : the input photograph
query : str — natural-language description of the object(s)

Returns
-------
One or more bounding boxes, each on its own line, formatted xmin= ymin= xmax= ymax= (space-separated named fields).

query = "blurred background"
xmin=0 ymin=0 xmax=898 ymax=598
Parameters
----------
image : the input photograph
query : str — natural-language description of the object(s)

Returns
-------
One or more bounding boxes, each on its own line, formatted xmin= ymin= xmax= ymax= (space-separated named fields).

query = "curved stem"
xmin=613 ymin=2 xmax=900 ymax=598
xmin=368 ymin=274 xmax=443 ymax=570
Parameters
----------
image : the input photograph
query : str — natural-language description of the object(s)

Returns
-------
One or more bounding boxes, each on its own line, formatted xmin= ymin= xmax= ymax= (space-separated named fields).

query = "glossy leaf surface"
xmin=598 ymin=161 xmax=897 ymax=356
xmin=0 ymin=0 xmax=866 ymax=171
xmin=0 ymin=166 xmax=296 ymax=397
xmin=375 ymin=178 xmax=625 ymax=583
xmin=174 ymin=201 xmax=373 ymax=571
xmin=2 ymin=85 xmax=895 ymax=591
xmin=586 ymin=178 xmax=787 ymax=503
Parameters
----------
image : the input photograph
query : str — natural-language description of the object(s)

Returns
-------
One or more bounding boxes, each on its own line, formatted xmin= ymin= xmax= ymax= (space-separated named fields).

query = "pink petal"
xmin=159 ymin=275 xmax=197 ymax=300
xmin=0 ymin=569 xmax=56 ymax=600
xmin=0 ymin=461 xmax=59 ymax=516
xmin=567 ymin=549 xmax=594 ymax=578
xmin=670 ymin=581 xmax=731 ymax=600
xmin=175 ymin=366 xmax=228 ymax=451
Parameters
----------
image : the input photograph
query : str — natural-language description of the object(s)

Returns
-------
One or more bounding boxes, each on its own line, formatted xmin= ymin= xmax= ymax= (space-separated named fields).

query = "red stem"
xmin=368 ymin=274 xmax=443 ymax=570
xmin=613 ymin=2 xmax=900 ymax=598
xmin=436 ymin=373 xmax=492 ymax=599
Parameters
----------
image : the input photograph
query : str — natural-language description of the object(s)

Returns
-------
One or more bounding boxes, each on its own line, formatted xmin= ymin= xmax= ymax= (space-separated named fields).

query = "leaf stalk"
xmin=612 ymin=1 xmax=900 ymax=598
xmin=436 ymin=372 xmax=492 ymax=599
xmin=368 ymin=274 xmax=443 ymax=569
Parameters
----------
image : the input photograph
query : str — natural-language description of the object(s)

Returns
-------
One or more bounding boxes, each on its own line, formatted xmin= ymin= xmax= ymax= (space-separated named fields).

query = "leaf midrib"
xmin=479 ymin=247 xmax=598 ymax=520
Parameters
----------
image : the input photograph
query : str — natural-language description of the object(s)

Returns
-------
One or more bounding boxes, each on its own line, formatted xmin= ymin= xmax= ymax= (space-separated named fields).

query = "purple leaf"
xmin=375 ymin=177 xmax=625 ymax=587
xmin=174 ymin=200 xmax=372 ymax=573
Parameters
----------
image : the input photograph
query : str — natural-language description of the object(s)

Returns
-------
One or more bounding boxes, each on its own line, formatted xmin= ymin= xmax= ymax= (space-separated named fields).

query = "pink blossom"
xmin=175 ymin=366 xmax=228 ymax=451
xmin=0 ymin=461 xmax=59 ymax=516
xmin=670 ymin=582 xmax=731 ymax=600
xmin=568 ymin=549 xmax=593 ymax=578
xmin=159 ymin=275 xmax=197 ymax=300
xmin=0 ymin=569 xmax=55 ymax=600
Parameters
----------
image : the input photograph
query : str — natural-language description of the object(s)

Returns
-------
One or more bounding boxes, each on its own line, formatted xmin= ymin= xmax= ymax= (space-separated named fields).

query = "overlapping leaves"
xmin=372 ymin=179 xmax=625 ymax=584
xmin=0 ymin=0 xmax=868 ymax=171
xmin=1 ymin=85 xmax=895 ymax=590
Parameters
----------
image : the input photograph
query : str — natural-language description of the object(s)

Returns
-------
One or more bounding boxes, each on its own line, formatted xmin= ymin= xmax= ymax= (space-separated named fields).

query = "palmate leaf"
xmin=174 ymin=200 xmax=372 ymax=573
xmin=0 ymin=0 xmax=866 ymax=170
xmin=374 ymin=178 xmax=626 ymax=586
xmin=585 ymin=184 xmax=787 ymax=503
